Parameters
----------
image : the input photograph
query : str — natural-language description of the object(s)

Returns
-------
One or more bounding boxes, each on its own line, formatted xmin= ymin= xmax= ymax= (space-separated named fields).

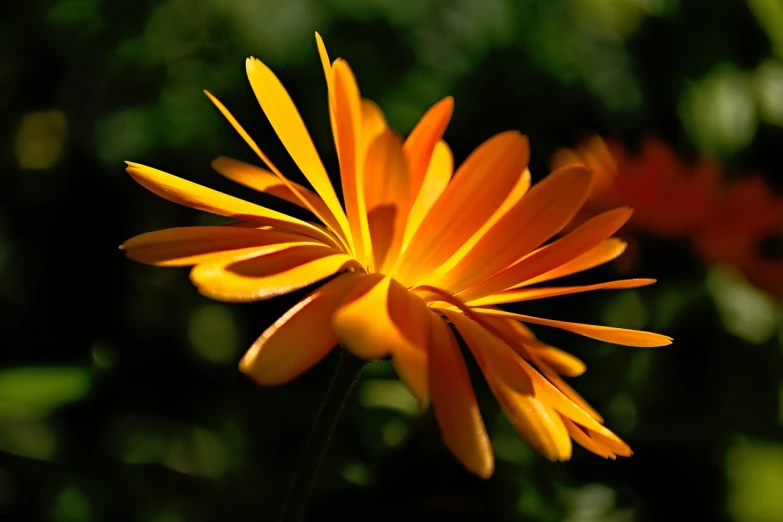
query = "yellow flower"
xmin=121 ymin=33 xmax=671 ymax=478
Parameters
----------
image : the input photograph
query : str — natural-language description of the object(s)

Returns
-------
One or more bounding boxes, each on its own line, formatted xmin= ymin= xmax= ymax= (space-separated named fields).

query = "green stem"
xmin=278 ymin=349 xmax=366 ymax=522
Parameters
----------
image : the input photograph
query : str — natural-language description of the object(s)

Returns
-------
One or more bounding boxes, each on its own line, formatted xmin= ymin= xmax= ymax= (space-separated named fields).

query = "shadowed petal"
xmin=239 ymin=273 xmax=365 ymax=385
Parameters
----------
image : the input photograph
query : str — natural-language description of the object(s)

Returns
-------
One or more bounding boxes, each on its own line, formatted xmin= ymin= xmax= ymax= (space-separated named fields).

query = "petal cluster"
xmin=121 ymin=34 xmax=671 ymax=477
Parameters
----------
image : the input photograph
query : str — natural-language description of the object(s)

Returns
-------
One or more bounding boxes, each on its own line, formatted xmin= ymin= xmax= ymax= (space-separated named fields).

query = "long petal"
xmin=442 ymin=310 xmax=533 ymax=396
xmin=402 ymin=140 xmax=453 ymax=248
xmin=204 ymin=92 xmax=351 ymax=252
xmin=561 ymin=416 xmax=615 ymax=459
xmin=398 ymin=131 xmax=530 ymax=285
xmin=333 ymin=59 xmax=374 ymax=268
xmin=333 ymin=275 xmax=430 ymax=405
xmin=469 ymin=307 xmax=673 ymax=347
xmin=442 ymin=164 xmax=592 ymax=295
xmin=121 ymin=226 xmax=324 ymax=266
xmin=428 ymin=311 xmax=493 ymax=478
xmin=211 ymin=157 xmax=333 ymax=218
xmin=461 ymin=207 xmax=633 ymax=302
xmin=125 ymin=162 xmax=340 ymax=249
xmin=516 ymin=238 xmax=628 ymax=288
xmin=364 ymin=129 xmax=410 ymax=272
xmin=404 ymin=97 xmax=454 ymax=201
xmin=239 ymin=273 xmax=364 ymax=385
xmin=467 ymin=278 xmax=656 ymax=307
xmin=362 ymin=99 xmax=387 ymax=145
xmin=190 ymin=244 xmax=359 ymax=302
xmin=245 ymin=57 xmax=352 ymax=244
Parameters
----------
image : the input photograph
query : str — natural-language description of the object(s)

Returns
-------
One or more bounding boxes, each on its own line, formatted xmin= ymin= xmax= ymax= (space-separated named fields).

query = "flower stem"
xmin=278 ymin=349 xmax=365 ymax=522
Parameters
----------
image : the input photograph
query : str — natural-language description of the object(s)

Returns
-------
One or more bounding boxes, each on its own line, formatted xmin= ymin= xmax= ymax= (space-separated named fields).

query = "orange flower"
xmin=121 ymin=34 xmax=671 ymax=477
xmin=695 ymin=176 xmax=783 ymax=297
xmin=553 ymin=136 xmax=722 ymax=237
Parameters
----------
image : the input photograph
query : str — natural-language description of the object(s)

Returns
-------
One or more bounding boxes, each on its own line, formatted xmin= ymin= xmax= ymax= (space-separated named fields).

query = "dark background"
xmin=1 ymin=0 xmax=783 ymax=521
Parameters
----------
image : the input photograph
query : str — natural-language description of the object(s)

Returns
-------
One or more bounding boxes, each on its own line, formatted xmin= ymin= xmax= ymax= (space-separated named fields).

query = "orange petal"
xmin=333 ymin=59 xmax=373 ymax=268
xmin=516 ymin=238 xmax=628 ymax=288
xmin=442 ymin=164 xmax=592 ymax=295
xmin=430 ymin=168 xmax=532 ymax=284
xmin=428 ymin=311 xmax=493 ymax=478
xmin=120 ymin=226 xmax=324 ymax=266
xmin=402 ymin=140 xmax=453 ymax=248
xmin=461 ymin=207 xmax=633 ymax=302
xmin=125 ymin=162 xmax=339 ymax=249
xmin=403 ymin=97 xmax=454 ymax=201
xmin=442 ymin=310 xmax=533 ymax=396
xmin=190 ymin=244 xmax=359 ymax=302
xmin=487 ymin=371 xmax=573 ymax=461
xmin=333 ymin=275 xmax=430 ymax=405
xmin=364 ymin=129 xmax=410 ymax=272
xmin=561 ymin=416 xmax=615 ymax=459
xmin=203 ymin=92 xmax=351 ymax=252
xmin=239 ymin=273 xmax=364 ymax=385
xmin=361 ymin=99 xmax=387 ymax=145
xmin=398 ymin=131 xmax=530 ymax=285
xmin=244 ymin=57 xmax=352 ymax=243
xmin=315 ymin=32 xmax=338 ymax=150
xmin=211 ymin=156 xmax=333 ymax=219
xmin=467 ymin=278 xmax=656 ymax=307
xmin=469 ymin=307 xmax=673 ymax=347
xmin=478 ymin=315 xmax=587 ymax=377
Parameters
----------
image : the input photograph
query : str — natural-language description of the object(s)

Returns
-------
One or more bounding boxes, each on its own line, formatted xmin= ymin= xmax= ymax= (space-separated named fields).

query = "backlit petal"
xmin=245 ymin=57 xmax=352 ymax=243
xmin=404 ymin=97 xmax=454 ymax=201
xmin=428 ymin=311 xmax=493 ymax=478
xmin=467 ymin=278 xmax=656 ymax=307
xmin=333 ymin=59 xmax=374 ymax=268
xmin=442 ymin=310 xmax=533 ymax=396
xmin=362 ymin=99 xmax=387 ymax=145
xmin=461 ymin=207 xmax=633 ymax=301
xmin=125 ymin=162 xmax=339 ymax=248
xmin=399 ymin=131 xmax=530 ymax=285
xmin=442 ymin=164 xmax=592 ymax=295
xmin=121 ymin=226 xmax=324 ymax=266
xmin=190 ymin=244 xmax=359 ymax=302
xmin=364 ymin=129 xmax=410 ymax=272
xmin=516 ymin=238 xmax=628 ymax=288
xmin=402 ymin=140 xmax=453 ymax=248
xmin=334 ymin=275 xmax=430 ymax=405
xmin=470 ymin=307 xmax=673 ymax=347
xmin=239 ymin=273 xmax=364 ymax=385
xmin=204 ymin=92 xmax=350 ymax=251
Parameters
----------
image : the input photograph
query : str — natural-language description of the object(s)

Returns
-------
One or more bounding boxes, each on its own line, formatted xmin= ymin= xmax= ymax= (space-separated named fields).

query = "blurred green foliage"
xmin=2 ymin=0 xmax=783 ymax=521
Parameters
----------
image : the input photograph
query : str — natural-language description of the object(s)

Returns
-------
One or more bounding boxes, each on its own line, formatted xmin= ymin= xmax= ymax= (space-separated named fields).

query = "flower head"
xmin=553 ymin=136 xmax=722 ymax=237
xmin=121 ymin=34 xmax=671 ymax=477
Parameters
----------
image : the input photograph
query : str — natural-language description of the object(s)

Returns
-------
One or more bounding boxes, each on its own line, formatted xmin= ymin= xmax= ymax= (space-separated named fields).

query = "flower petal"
xmin=461 ymin=207 xmax=633 ymax=302
xmin=125 ymin=162 xmax=339 ymax=248
xmin=244 ymin=57 xmax=352 ymax=243
xmin=442 ymin=164 xmax=592 ymax=295
xmin=402 ymin=140 xmax=453 ymax=248
xmin=398 ymin=131 xmax=530 ymax=285
xmin=211 ymin=157 xmax=334 ymax=217
xmin=428 ymin=311 xmax=493 ymax=478
xmin=442 ymin=310 xmax=533 ymax=396
xmin=560 ymin=416 xmax=615 ymax=459
xmin=364 ymin=129 xmax=410 ymax=272
xmin=362 ymin=99 xmax=387 ymax=145
xmin=470 ymin=307 xmax=673 ymax=347
xmin=334 ymin=275 xmax=430 ymax=405
xmin=516 ymin=238 xmax=628 ymax=288
xmin=190 ymin=244 xmax=359 ymax=302
xmin=404 ymin=97 xmax=454 ymax=201
xmin=239 ymin=273 xmax=364 ymax=386
xmin=120 ymin=226 xmax=324 ymax=266
xmin=467 ymin=278 xmax=656 ymax=307
xmin=333 ymin=59 xmax=374 ymax=268
xmin=204 ymin=92 xmax=351 ymax=251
